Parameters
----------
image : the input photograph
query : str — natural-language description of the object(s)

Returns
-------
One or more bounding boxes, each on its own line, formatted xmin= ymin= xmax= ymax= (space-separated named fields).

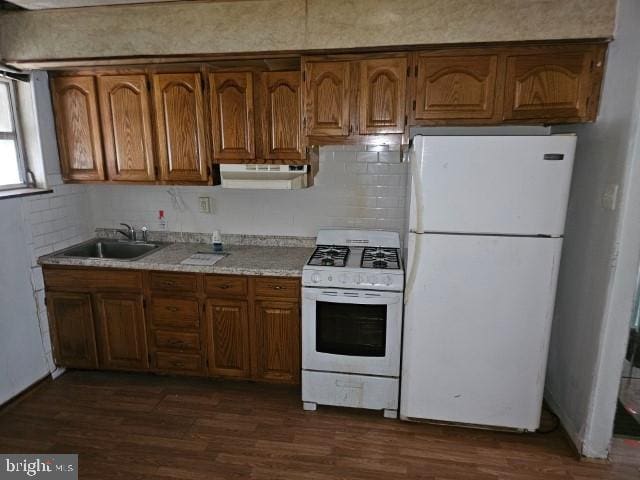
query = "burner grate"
xmin=361 ymin=247 xmax=400 ymax=270
xmin=307 ymin=245 xmax=350 ymax=267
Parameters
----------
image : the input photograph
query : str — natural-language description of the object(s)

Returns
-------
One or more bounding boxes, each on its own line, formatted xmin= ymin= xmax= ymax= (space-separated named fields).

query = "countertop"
xmin=39 ymin=241 xmax=314 ymax=278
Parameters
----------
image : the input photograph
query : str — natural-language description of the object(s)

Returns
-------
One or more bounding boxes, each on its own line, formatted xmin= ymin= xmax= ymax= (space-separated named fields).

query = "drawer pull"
xmin=163 ymin=281 xmax=175 ymax=286
xmin=273 ymin=285 xmax=283 ymax=290
xmin=165 ymin=306 xmax=179 ymax=312
xmin=218 ymin=284 xmax=230 ymax=289
xmin=167 ymin=339 xmax=186 ymax=347
xmin=172 ymin=361 xmax=185 ymax=367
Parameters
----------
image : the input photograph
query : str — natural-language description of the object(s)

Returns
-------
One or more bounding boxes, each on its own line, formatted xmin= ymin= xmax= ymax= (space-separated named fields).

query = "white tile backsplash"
xmin=89 ymin=147 xmax=409 ymax=237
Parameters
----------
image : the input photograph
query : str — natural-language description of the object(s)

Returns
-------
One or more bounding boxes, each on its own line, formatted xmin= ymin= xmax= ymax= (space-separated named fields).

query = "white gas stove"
xmin=302 ymin=229 xmax=404 ymax=291
xmin=301 ymin=229 xmax=405 ymax=419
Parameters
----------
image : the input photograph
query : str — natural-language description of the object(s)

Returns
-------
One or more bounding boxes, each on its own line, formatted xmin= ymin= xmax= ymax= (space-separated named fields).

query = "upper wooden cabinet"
xmin=258 ymin=71 xmax=304 ymax=160
xmin=359 ymin=57 xmax=407 ymax=134
xmin=51 ymin=76 xmax=105 ymax=181
xmin=209 ymin=72 xmax=255 ymax=161
xmin=152 ymin=73 xmax=209 ymax=182
xmin=304 ymin=61 xmax=351 ymax=137
xmin=411 ymin=52 xmax=500 ymax=122
xmin=98 ymin=75 xmax=156 ymax=181
xmin=503 ymin=47 xmax=597 ymax=122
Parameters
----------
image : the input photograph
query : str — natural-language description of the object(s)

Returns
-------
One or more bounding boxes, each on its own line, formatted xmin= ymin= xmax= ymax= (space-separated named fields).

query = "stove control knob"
xmin=311 ymin=272 xmax=321 ymax=283
xmin=327 ymin=275 xmax=333 ymax=282
xmin=367 ymin=274 xmax=377 ymax=285
xmin=339 ymin=273 xmax=349 ymax=284
xmin=383 ymin=275 xmax=393 ymax=286
xmin=357 ymin=274 xmax=366 ymax=285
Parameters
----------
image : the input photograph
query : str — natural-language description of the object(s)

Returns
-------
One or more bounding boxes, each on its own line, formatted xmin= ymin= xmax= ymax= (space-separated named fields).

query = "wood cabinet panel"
xmin=258 ymin=71 xmax=303 ymax=160
xmin=150 ymin=296 xmax=200 ymax=329
xmin=43 ymin=268 xmax=142 ymax=292
xmin=359 ymin=57 xmax=407 ymax=134
xmin=254 ymin=300 xmax=300 ymax=383
xmin=153 ymin=330 xmax=200 ymax=352
xmin=254 ymin=277 xmax=300 ymax=300
xmin=412 ymin=53 xmax=499 ymax=121
xmin=205 ymin=298 xmax=251 ymax=378
xmin=51 ymin=76 xmax=105 ymax=181
xmin=304 ymin=61 xmax=351 ymax=136
xmin=204 ymin=275 xmax=247 ymax=297
xmin=47 ymin=292 xmax=98 ymax=369
xmin=209 ymin=72 xmax=255 ymax=160
xmin=155 ymin=352 xmax=203 ymax=373
xmin=94 ymin=292 xmax=148 ymax=370
xmin=98 ymin=74 xmax=155 ymax=181
xmin=153 ymin=73 xmax=209 ymax=182
xmin=150 ymin=272 xmax=199 ymax=293
xmin=503 ymin=49 xmax=593 ymax=121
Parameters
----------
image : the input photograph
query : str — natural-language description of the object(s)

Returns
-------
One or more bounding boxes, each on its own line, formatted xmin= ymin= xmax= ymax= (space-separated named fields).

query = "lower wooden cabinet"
xmin=205 ymin=298 xmax=251 ymax=378
xmin=94 ymin=292 xmax=149 ymax=370
xmin=43 ymin=267 xmax=301 ymax=384
xmin=254 ymin=300 xmax=300 ymax=383
xmin=47 ymin=292 xmax=98 ymax=369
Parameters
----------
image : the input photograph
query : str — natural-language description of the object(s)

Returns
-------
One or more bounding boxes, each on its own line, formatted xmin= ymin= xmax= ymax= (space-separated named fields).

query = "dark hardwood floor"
xmin=0 ymin=371 xmax=637 ymax=479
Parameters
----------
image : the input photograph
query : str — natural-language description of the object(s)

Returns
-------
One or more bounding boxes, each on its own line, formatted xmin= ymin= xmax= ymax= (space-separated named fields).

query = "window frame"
xmin=0 ymin=77 xmax=28 ymax=191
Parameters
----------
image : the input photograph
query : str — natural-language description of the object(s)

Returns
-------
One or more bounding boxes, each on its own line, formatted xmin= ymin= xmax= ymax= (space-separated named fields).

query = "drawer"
xmin=155 ymin=352 xmax=203 ymax=373
xmin=43 ymin=267 xmax=142 ymax=291
xmin=254 ymin=277 xmax=300 ymax=299
xmin=205 ymin=275 xmax=247 ymax=297
xmin=153 ymin=330 xmax=200 ymax=352
xmin=150 ymin=297 xmax=200 ymax=328
xmin=150 ymin=272 xmax=199 ymax=293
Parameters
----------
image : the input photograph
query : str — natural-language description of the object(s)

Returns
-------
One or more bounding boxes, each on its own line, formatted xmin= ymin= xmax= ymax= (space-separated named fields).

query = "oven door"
xmin=302 ymin=287 xmax=403 ymax=377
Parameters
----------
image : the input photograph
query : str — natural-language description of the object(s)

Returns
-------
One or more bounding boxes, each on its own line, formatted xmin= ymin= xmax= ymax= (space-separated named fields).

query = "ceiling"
xmin=4 ymin=0 xmax=189 ymax=9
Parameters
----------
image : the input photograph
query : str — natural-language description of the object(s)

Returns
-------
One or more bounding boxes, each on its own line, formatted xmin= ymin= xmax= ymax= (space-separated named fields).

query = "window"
xmin=0 ymin=78 xmax=26 ymax=189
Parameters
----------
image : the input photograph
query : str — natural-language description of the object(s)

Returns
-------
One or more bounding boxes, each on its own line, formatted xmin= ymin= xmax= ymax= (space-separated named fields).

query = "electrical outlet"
xmin=602 ymin=184 xmax=619 ymax=211
xmin=198 ymin=196 xmax=211 ymax=214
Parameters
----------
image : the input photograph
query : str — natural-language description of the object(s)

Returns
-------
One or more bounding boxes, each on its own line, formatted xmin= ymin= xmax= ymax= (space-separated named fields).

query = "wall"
xmin=545 ymin=0 xmax=640 ymax=458
xmin=88 ymin=148 xmax=408 ymax=237
xmin=0 ymin=0 xmax=616 ymax=62
xmin=0 ymin=72 xmax=92 ymax=405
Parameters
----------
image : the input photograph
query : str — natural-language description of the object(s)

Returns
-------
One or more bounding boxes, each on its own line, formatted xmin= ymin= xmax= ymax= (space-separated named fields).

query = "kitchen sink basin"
xmin=59 ymin=239 xmax=165 ymax=261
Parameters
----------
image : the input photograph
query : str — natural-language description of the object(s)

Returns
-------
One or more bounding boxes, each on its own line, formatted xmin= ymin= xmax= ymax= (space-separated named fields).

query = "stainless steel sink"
xmin=58 ymin=239 xmax=166 ymax=261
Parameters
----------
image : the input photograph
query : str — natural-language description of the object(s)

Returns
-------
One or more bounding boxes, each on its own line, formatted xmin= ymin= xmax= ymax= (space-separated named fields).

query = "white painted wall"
xmin=88 ymin=148 xmax=408 ymax=238
xmin=546 ymin=0 xmax=640 ymax=458
xmin=0 ymin=72 xmax=92 ymax=405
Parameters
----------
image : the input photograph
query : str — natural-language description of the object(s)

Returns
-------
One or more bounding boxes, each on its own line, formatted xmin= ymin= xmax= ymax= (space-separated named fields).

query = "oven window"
xmin=316 ymin=301 xmax=387 ymax=356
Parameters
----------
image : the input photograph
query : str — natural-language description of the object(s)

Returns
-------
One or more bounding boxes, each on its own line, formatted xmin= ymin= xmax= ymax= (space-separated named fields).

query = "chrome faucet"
xmin=117 ymin=223 xmax=136 ymax=241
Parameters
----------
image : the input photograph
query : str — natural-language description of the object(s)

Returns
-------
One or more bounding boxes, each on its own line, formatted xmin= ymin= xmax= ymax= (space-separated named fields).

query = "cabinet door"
xmin=153 ymin=73 xmax=209 ymax=182
xmin=412 ymin=53 xmax=499 ymax=122
xmin=254 ymin=300 xmax=300 ymax=384
xmin=98 ymin=74 xmax=155 ymax=181
xmin=51 ymin=76 xmax=105 ymax=181
xmin=259 ymin=71 xmax=303 ymax=160
xmin=209 ymin=72 xmax=255 ymax=161
xmin=205 ymin=298 xmax=251 ymax=378
xmin=94 ymin=293 xmax=148 ymax=370
xmin=47 ymin=292 xmax=98 ymax=369
xmin=359 ymin=57 xmax=407 ymax=134
xmin=503 ymin=49 xmax=593 ymax=122
xmin=304 ymin=61 xmax=351 ymax=136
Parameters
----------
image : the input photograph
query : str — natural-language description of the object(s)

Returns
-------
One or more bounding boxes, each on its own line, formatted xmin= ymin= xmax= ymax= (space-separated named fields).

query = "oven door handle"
xmin=312 ymin=292 xmax=402 ymax=305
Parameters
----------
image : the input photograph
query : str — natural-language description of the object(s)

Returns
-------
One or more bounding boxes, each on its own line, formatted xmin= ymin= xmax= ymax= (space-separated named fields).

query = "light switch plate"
xmin=198 ymin=196 xmax=211 ymax=214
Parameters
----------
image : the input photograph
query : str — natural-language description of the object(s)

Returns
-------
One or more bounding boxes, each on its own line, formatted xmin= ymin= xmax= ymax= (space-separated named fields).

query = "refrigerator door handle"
xmin=404 ymin=234 xmax=422 ymax=305
xmin=409 ymin=146 xmax=425 ymax=234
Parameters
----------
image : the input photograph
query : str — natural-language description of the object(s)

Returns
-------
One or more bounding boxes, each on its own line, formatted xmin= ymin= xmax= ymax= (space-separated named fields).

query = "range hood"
xmin=219 ymin=164 xmax=308 ymax=189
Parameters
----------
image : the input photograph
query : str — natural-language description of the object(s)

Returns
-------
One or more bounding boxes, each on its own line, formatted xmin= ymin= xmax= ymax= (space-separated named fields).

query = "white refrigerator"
xmin=400 ymin=134 xmax=576 ymax=431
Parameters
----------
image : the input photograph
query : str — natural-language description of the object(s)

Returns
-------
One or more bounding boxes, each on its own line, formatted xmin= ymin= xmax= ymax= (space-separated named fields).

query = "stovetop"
xmin=303 ymin=229 xmax=404 ymax=291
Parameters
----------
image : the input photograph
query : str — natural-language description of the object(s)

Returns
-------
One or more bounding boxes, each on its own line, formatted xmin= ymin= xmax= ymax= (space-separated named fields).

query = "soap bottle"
xmin=212 ymin=229 xmax=223 ymax=253
xmin=158 ymin=210 xmax=167 ymax=231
